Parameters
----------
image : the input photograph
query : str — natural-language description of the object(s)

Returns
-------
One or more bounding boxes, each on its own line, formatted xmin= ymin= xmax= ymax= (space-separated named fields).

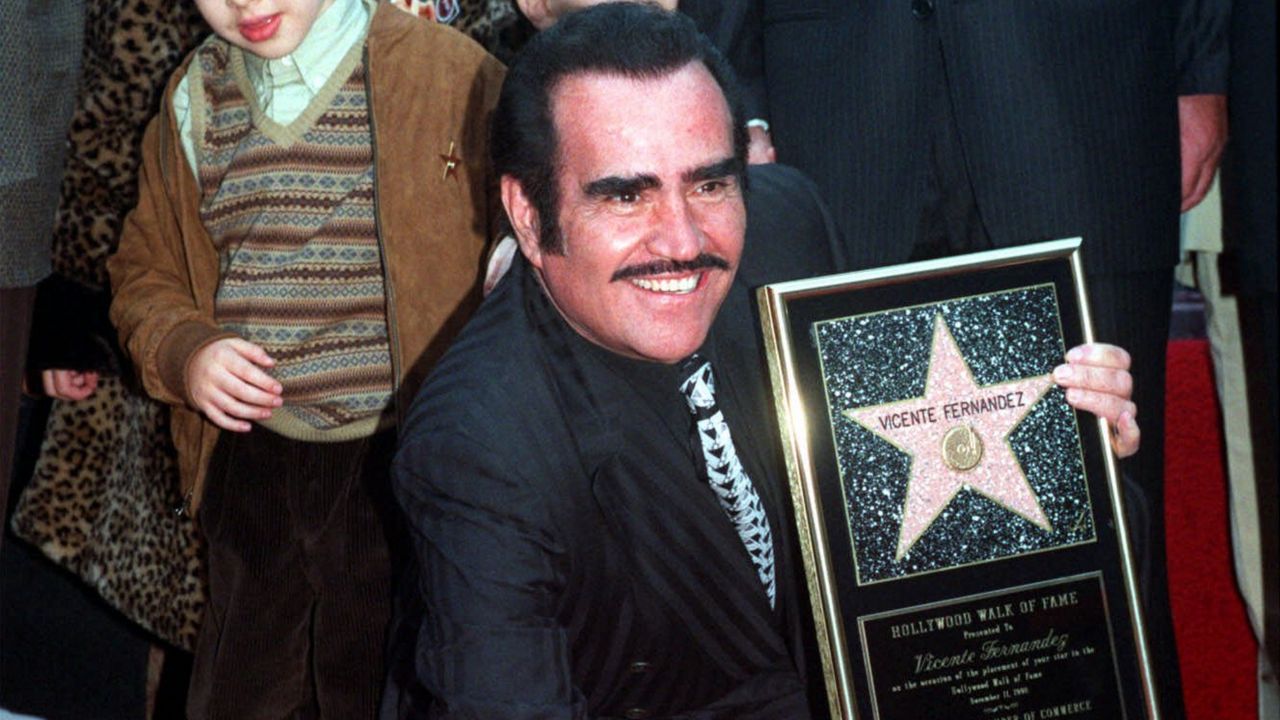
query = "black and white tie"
xmin=679 ymin=354 xmax=776 ymax=608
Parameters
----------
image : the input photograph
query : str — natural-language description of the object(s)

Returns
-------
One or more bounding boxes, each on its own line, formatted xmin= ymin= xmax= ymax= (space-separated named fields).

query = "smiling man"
xmin=513 ymin=65 xmax=744 ymax=364
xmin=386 ymin=8 xmax=821 ymax=718
xmin=384 ymin=5 xmax=1140 ymax=719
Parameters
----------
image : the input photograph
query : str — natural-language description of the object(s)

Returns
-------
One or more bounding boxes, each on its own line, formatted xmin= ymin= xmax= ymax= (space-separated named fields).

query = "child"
xmin=107 ymin=0 xmax=504 ymax=716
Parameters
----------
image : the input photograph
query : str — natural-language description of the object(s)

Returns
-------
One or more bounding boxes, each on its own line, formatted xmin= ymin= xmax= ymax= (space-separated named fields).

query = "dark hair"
xmin=490 ymin=2 xmax=749 ymax=254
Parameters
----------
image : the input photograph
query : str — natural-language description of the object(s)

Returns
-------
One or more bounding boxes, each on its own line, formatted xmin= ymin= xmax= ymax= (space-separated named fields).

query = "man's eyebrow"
xmin=583 ymin=174 xmax=660 ymax=198
xmin=684 ymin=157 xmax=741 ymax=184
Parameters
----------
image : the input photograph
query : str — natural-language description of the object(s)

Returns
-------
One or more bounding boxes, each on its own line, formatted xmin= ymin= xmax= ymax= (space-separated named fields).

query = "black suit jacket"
xmin=386 ymin=164 xmax=842 ymax=719
xmin=727 ymin=0 xmax=1228 ymax=276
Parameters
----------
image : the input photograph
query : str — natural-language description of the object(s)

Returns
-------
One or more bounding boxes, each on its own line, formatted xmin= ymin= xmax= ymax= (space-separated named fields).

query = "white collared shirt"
xmin=172 ymin=0 xmax=373 ymax=175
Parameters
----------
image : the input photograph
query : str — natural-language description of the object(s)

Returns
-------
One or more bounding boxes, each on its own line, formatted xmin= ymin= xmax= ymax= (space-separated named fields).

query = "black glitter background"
xmin=813 ymin=284 xmax=1096 ymax=585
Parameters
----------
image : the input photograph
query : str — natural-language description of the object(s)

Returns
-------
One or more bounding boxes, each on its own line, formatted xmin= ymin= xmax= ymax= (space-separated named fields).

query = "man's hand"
xmin=1054 ymin=343 xmax=1140 ymax=458
xmin=1179 ymin=93 xmax=1228 ymax=212
xmin=41 ymin=369 xmax=100 ymax=401
xmin=747 ymin=125 xmax=776 ymax=165
xmin=187 ymin=338 xmax=282 ymax=432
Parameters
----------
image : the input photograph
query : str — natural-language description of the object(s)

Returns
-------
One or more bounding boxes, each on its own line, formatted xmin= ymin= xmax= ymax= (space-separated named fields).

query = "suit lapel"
xmin=711 ymin=280 xmax=790 ymax=560
xmin=711 ymin=281 xmax=814 ymax=674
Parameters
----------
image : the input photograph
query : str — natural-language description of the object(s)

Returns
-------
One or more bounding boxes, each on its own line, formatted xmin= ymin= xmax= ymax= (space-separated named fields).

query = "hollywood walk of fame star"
xmin=843 ymin=313 xmax=1055 ymax=561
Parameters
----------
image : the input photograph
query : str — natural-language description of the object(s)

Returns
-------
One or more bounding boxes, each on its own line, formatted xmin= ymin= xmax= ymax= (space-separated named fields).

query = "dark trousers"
xmin=1 ymin=286 xmax=36 ymax=558
xmin=189 ymin=426 xmax=396 ymax=720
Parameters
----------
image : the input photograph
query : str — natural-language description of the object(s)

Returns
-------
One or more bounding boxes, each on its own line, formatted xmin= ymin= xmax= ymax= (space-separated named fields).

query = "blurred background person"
xmin=0 ymin=0 xmax=83 ymax=560
xmin=714 ymin=2 xmax=1229 ymax=716
xmin=2 ymin=1 xmax=207 ymax=717
xmin=1178 ymin=0 xmax=1277 ymax=711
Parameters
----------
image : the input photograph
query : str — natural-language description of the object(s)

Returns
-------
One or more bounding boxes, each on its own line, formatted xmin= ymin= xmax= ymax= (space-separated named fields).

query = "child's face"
xmin=196 ymin=0 xmax=337 ymax=59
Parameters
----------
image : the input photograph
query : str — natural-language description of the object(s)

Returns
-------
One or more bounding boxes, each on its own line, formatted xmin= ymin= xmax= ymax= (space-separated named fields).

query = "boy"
xmin=107 ymin=0 xmax=504 ymax=716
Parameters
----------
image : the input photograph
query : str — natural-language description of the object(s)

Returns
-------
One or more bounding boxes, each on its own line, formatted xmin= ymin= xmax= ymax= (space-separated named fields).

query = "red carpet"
xmin=1164 ymin=338 xmax=1258 ymax=719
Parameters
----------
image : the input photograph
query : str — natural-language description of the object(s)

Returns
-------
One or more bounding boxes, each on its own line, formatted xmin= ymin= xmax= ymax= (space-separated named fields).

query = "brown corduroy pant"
xmin=188 ymin=425 xmax=396 ymax=720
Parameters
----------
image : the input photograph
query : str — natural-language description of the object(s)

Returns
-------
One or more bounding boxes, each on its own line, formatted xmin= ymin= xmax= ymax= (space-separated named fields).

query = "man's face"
xmin=521 ymin=0 xmax=678 ymax=29
xmin=195 ymin=0 xmax=336 ymax=59
xmin=514 ymin=63 xmax=746 ymax=365
xmin=547 ymin=0 xmax=676 ymax=14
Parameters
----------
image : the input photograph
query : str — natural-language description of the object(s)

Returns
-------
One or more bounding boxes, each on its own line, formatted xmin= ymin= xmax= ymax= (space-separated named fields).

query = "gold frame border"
xmin=757 ymin=238 xmax=1160 ymax=719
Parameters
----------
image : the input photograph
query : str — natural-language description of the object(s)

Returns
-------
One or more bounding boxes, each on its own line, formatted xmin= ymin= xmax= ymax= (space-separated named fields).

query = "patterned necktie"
xmin=679 ymin=354 xmax=777 ymax=609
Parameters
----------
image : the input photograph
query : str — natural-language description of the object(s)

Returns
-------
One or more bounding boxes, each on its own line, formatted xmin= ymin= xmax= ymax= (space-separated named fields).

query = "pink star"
xmin=843 ymin=313 xmax=1055 ymax=560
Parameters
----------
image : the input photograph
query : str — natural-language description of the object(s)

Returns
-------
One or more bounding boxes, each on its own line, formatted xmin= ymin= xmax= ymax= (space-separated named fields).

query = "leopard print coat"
xmin=12 ymin=0 xmax=208 ymax=651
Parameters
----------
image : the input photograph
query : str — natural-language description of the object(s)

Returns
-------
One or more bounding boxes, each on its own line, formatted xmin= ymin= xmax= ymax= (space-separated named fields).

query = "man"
xmin=388 ymin=6 xmax=1141 ymax=718
xmin=480 ymin=0 xmax=791 ymax=297
xmin=481 ymin=0 xmax=788 ymax=298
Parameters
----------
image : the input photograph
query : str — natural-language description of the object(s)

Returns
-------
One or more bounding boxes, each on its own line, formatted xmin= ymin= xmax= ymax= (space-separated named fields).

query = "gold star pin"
xmin=440 ymin=140 xmax=461 ymax=181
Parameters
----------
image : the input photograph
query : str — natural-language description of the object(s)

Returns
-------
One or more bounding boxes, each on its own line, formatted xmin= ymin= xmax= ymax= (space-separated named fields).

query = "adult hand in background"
xmin=1179 ymin=93 xmax=1228 ymax=211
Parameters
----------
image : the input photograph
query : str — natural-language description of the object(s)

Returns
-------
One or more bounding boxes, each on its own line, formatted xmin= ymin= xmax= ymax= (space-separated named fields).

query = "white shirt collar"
xmin=243 ymin=0 xmax=371 ymax=106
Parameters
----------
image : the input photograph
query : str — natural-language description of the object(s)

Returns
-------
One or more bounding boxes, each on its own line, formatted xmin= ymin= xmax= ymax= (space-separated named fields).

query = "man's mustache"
xmin=610 ymin=253 xmax=731 ymax=282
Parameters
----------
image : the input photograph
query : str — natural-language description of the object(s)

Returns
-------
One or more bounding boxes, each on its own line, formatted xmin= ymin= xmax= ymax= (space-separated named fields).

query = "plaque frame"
xmin=757 ymin=238 xmax=1160 ymax=720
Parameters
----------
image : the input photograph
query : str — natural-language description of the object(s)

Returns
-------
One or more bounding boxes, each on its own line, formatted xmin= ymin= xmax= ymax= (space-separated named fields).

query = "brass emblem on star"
xmin=941 ymin=425 xmax=983 ymax=472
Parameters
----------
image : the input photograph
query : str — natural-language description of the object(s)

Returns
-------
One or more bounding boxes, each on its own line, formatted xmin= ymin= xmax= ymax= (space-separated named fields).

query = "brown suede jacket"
xmin=108 ymin=5 xmax=505 ymax=511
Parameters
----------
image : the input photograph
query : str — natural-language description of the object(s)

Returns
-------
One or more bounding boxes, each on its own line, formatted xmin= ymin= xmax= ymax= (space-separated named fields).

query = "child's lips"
xmin=239 ymin=13 xmax=282 ymax=43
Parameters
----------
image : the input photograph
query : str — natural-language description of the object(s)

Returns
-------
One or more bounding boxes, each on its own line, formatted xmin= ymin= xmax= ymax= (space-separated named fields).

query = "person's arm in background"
xmin=26 ymin=275 xmax=110 ymax=401
xmin=1176 ymin=0 xmax=1231 ymax=211
xmin=25 ymin=274 xmax=110 ymax=409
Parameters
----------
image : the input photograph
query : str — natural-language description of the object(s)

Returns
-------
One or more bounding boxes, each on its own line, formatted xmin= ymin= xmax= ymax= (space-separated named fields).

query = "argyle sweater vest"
xmin=191 ymin=40 xmax=391 ymax=441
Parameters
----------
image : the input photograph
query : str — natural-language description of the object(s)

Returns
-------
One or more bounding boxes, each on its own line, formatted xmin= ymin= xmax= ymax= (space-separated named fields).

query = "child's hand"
xmin=1053 ymin=343 xmax=1140 ymax=458
xmin=187 ymin=338 xmax=283 ymax=432
xmin=42 ymin=369 xmax=100 ymax=401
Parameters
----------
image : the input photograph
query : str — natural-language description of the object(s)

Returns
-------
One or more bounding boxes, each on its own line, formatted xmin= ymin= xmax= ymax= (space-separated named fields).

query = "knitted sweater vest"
xmin=191 ymin=40 xmax=391 ymax=441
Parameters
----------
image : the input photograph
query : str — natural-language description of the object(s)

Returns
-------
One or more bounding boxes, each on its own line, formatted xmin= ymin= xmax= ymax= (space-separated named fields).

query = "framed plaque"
xmin=758 ymin=239 xmax=1160 ymax=719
